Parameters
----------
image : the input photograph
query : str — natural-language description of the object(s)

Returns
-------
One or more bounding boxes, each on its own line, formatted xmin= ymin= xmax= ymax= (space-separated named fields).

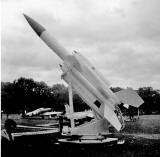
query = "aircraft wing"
xmin=41 ymin=111 xmax=62 ymax=116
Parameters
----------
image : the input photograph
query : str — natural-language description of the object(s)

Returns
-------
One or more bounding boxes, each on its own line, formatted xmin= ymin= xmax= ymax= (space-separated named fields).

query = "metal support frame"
xmin=68 ymin=82 xmax=75 ymax=129
xmin=138 ymin=108 xmax=140 ymax=119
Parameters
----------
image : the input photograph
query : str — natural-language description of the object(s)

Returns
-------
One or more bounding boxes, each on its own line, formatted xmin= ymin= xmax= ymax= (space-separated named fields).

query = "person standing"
xmin=1 ymin=119 xmax=17 ymax=157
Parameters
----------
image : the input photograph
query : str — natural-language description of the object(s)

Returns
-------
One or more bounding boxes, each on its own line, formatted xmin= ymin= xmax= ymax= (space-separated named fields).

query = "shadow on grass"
xmin=2 ymin=133 xmax=159 ymax=157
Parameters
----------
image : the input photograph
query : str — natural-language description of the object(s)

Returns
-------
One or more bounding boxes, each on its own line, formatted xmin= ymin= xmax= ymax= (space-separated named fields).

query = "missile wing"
xmin=115 ymin=88 xmax=144 ymax=108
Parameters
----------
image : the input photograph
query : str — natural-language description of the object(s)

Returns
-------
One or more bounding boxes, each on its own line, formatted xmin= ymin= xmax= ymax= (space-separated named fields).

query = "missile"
xmin=24 ymin=14 xmax=122 ymax=131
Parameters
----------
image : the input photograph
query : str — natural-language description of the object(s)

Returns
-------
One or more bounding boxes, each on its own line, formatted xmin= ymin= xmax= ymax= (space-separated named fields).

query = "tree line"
xmin=1 ymin=77 xmax=160 ymax=115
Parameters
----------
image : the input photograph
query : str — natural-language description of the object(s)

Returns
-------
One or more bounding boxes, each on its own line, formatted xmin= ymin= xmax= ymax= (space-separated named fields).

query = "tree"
xmin=72 ymin=91 xmax=89 ymax=112
xmin=13 ymin=77 xmax=37 ymax=112
xmin=1 ymin=82 xmax=16 ymax=114
xmin=137 ymin=87 xmax=160 ymax=114
xmin=50 ymin=84 xmax=68 ymax=111
xmin=1 ymin=78 xmax=160 ymax=115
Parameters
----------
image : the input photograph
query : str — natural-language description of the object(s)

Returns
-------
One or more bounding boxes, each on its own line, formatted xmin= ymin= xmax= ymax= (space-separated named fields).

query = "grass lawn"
xmin=1 ymin=114 xmax=160 ymax=157
xmin=122 ymin=115 xmax=160 ymax=134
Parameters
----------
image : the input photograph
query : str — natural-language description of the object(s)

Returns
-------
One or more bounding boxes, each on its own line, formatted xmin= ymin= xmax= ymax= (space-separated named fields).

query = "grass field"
xmin=1 ymin=114 xmax=160 ymax=157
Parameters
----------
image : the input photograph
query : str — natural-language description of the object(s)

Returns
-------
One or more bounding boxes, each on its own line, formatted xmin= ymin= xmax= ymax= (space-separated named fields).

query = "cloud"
xmin=1 ymin=0 xmax=160 ymax=89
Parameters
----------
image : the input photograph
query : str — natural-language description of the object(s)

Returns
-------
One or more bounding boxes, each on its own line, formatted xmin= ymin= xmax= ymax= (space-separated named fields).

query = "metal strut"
xmin=68 ymin=82 xmax=75 ymax=129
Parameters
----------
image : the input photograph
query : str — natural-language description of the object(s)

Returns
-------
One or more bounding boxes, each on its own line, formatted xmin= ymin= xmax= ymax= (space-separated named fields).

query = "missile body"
xmin=24 ymin=14 xmax=122 ymax=131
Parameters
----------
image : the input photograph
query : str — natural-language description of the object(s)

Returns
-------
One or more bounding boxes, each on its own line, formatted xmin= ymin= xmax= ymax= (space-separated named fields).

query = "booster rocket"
xmin=24 ymin=14 xmax=123 ymax=131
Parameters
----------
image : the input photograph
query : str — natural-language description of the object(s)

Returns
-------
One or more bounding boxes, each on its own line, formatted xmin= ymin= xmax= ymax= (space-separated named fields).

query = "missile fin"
xmin=104 ymin=105 xmax=122 ymax=131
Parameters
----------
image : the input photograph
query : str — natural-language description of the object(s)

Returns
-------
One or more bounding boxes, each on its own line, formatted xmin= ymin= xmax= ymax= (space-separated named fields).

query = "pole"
xmin=138 ymin=108 xmax=140 ymax=120
xmin=68 ymin=82 xmax=75 ymax=129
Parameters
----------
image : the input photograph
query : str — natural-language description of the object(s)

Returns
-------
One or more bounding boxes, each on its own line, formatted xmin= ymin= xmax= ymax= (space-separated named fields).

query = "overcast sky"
xmin=1 ymin=0 xmax=160 ymax=89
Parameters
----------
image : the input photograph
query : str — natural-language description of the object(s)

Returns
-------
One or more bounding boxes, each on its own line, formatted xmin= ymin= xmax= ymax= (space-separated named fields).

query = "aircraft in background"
xmin=63 ymin=104 xmax=94 ymax=126
xmin=25 ymin=108 xmax=63 ymax=118
xmin=25 ymin=108 xmax=52 ymax=117
xmin=64 ymin=104 xmax=94 ymax=120
xmin=41 ymin=111 xmax=62 ymax=118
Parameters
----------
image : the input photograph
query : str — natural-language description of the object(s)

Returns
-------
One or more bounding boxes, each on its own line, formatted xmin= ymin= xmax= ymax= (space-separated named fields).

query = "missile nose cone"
xmin=23 ymin=14 xmax=45 ymax=36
